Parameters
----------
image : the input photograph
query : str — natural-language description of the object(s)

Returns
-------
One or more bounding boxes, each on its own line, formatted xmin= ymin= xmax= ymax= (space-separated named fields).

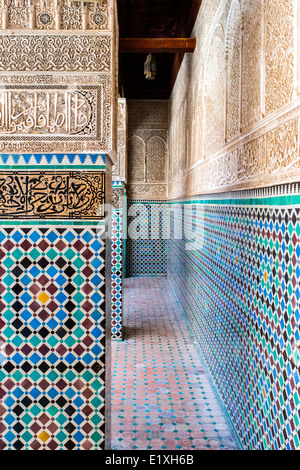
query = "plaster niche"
xmin=204 ymin=21 xmax=226 ymax=157
xmin=241 ymin=0 xmax=263 ymax=131
xmin=146 ymin=135 xmax=166 ymax=183
xmin=127 ymin=135 xmax=145 ymax=183
xmin=265 ymin=0 xmax=294 ymax=115
xmin=225 ymin=0 xmax=242 ymax=141
xmin=192 ymin=70 xmax=205 ymax=166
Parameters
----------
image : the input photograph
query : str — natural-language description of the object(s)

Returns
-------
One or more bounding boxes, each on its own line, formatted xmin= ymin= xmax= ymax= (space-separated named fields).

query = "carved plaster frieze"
xmin=168 ymin=0 xmax=300 ymax=199
xmin=0 ymin=35 xmax=111 ymax=73
xmin=127 ymin=184 xmax=167 ymax=201
xmin=265 ymin=0 xmax=294 ymax=116
xmin=168 ymin=117 xmax=300 ymax=199
xmin=0 ymin=81 xmax=112 ymax=151
xmin=127 ymin=129 xmax=167 ymax=184
xmin=1 ymin=0 xmax=111 ymax=32
xmin=0 ymin=74 xmax=109 ymax=85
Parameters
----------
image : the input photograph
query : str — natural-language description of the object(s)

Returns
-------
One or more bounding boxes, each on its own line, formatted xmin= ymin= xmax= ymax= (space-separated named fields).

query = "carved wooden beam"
xmin=119 ymin=38 xmax=196 ymax=54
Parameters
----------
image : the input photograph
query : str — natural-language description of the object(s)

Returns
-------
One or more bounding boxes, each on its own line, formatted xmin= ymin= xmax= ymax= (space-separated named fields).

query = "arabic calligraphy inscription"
xmin=0 ymin=90 xmax=92 ymax=136
xmin=0 ymin=171 xmax=105 ymax=219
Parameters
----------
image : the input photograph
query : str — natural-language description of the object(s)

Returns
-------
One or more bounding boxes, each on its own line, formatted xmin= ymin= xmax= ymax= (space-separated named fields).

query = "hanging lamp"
xmin=144 ymin=53 xmax=157 ymax=80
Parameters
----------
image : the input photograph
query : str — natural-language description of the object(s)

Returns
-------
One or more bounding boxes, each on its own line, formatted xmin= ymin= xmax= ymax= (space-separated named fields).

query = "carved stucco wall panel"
xmin=169 ymin=0 xmax=300 ymax=200
xmin=0 ymin=1 xmax=118 ymax=156
xmin=265 ymin=0 xmax=294 ymax=116
xmin=204 ymin=22 xmax=226 ymax=157
xmin=146 ymin=136 xmax=167 ymax=183
xmin=225 ymin=0 xmax=242 ymax=141
xmin=128 ymin=135 xmax=145 ymax=183
xmin=0 ymin=78 xmax=113 ymax=153
xmin=127 ymin=100 xmax=168 ymax=130
xmin=127 ymin=100 xmax=168 ymax=201
xmin=2 ymin=0 xmax=111 ymax=31
xmin=168 ymin=115 xmax=300 ymax=199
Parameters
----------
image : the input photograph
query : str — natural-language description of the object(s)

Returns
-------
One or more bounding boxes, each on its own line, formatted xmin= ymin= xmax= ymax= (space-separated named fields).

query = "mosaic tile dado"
xmin=126 ymin=202 xmax=167 ymax=276
xmin=168 ymin=197 xmax=300 ymax=450
xmin=0 ymin=226 xmax=107 ymax=450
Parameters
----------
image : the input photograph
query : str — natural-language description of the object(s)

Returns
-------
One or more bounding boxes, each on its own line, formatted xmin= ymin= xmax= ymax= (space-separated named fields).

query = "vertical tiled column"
xmin=111 ymin=181 xmax=125 ymax=340
xmin=0 ymin=0 xmax=118 ymax=451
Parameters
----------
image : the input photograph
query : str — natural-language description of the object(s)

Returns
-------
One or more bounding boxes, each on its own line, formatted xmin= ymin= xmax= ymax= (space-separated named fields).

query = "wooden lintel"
xmin=119 ymin=38 xmax=196 ymax=54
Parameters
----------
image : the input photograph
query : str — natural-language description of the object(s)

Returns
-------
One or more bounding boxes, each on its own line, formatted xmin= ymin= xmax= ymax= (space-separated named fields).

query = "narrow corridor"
xmin=111 ymin=277 xmax=241 ymax=450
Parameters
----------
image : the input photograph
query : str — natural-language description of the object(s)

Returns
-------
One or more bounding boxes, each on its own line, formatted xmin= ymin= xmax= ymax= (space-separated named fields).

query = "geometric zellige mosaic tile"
xmin=111 ymin=210 xmax=123 ymax=340
xmin=126 ymin=202 xmax=167 ymax=276
xmin=0 ymin=227 xmax=106 ymax=450
xmin=168 ymin=203 xmax=300 ymax=450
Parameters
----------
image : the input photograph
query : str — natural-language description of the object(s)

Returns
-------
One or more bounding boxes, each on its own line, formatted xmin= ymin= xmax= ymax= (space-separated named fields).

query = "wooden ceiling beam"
xmin=119 ymin=38 xmax=196 ymax=54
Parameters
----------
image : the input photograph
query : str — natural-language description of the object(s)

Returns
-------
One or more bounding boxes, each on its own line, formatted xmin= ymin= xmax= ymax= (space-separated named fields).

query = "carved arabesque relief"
xmin=127 ymin=100 xmax=168 ymax=200
xmin=241 ymin=0 xmax=263 ymax=130
xmin=265 ymin=119 xmax=299 ymax=173
xmin=0 ymin=35 xmax=111 ymax=73
xmin=168 ymin=0 xmax=300 ymax=199
xmin=204 ymin=22 xmax=226 ymax=157
xmin=225 ymin=0 xmax=242 ymax=141
xmin=265 ymin=0 xmax=294 ymax=115
xmin=2 ymin=0 xmax=110 ymax=31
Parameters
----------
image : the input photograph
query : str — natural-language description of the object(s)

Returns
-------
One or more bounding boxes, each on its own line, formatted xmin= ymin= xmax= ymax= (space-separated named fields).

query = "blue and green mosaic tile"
xmin=0 ymin=227 xmax=106 ymax=450
xmin=126 ymin=201 xmax=167 ymax=276
xmin=168 ymin=197 xmax=300 ymax=450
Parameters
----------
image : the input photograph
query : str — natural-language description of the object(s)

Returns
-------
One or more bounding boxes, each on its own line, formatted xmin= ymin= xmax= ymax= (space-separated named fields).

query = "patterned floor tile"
xmin=111 ymin=276 xmax=241 ymax=450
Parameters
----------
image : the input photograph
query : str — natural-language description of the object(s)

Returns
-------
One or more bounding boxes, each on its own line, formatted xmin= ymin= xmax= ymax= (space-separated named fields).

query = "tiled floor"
xmin=111 ymin=276 xmax=241 ymax=450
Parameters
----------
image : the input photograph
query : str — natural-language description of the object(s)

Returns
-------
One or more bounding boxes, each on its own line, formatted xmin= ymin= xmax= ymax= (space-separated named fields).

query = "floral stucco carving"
xmin=127 ymin=100 xmax=168 ymax=200
xmin=0 ymin=0 xmax=118 ymax=155
xmin=168 ymin=0 xmax=300 ymax=199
